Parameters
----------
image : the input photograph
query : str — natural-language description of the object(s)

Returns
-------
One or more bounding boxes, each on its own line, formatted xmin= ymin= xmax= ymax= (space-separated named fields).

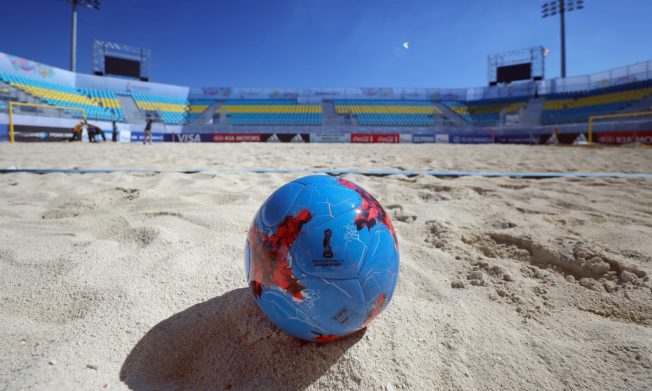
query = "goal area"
xmin=8 ymin=102 xmax=86 ymax=143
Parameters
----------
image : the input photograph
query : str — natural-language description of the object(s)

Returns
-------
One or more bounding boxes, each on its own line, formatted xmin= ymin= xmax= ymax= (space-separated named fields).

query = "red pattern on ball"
xmin=337 ymin=179 xmax=398 ymax=246
xmin=248 ymin=209 xmax=312 ymax=300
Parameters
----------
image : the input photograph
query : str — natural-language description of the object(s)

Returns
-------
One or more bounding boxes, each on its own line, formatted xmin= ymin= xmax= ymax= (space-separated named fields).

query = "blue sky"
xmin=1 ymin=0 xmax=650 ymax=88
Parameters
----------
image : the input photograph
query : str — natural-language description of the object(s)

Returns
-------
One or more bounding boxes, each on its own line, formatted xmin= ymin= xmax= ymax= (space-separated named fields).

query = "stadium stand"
xmin=0 ymin=73 xmax=121 ymax=121
xmin=0 ymin=51 xmax=651 ymax=135
xmin=541 ymin=80 xmax=652 ymax=124
xmin=442 ymin=97 xmax=528 ymax=125
xmin=218 ymin=100 xmax=322 ymax=125
xmin=188 ymin=100 xmax=214 ymax=115
xmin=334 ymin=100 xmax=442 ymax=126
xmin=131 ymin=93 xmax=212 ymax=124
xmin=79 ymin=88 xmax=125 ymax=121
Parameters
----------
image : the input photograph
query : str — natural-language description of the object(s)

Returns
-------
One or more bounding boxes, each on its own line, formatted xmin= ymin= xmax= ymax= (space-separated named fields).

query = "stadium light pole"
xmin=541 ymin=0 xmax=585 ymax=78
xmin=64 ymin=0 xmax=101 ymax=72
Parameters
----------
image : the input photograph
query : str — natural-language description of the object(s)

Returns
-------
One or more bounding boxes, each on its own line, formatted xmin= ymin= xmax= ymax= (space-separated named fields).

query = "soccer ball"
xmin=244 ymin=175 xmax=399 ymax=343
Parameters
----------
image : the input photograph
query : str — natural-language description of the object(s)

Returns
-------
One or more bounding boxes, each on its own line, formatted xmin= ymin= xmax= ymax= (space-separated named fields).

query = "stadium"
xmin=1 ymin=1 xmax=651 ymax=390
xmin=1 ymin=51 xmax=652 ymax=144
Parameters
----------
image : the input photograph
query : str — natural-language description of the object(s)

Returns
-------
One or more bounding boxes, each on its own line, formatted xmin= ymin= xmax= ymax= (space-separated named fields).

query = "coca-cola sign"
xmin=351 ymin=134 xmax=400 ymax=143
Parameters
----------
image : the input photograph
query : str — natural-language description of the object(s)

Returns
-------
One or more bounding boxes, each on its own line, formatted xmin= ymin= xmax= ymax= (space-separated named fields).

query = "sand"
xmin=0 ymin=143 xmax=651 ymax=390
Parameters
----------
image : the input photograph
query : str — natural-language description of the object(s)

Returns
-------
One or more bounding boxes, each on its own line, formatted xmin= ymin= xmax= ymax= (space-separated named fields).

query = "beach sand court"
xmin=0 ymin=143 xmax=651 ymax=390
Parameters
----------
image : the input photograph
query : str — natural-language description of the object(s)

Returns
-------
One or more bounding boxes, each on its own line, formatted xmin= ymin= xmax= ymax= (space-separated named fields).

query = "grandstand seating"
xmin=1 ymin=53 xmax=651 ymax=130
xmin=334 ymin=100 xmax=441 ymax=126
xmin=131 ymin=93 xmax=212 ymax=124
xmin=218 ymin=100 xmax=322 ymax=125
xmin=188 ymin=99 xmax=214 ymax=117
xmin=0 ymin=73 xmax=121 ymax=121
xmin=442 ymin=97 xmax=527 ymax=125
xmin=79 ymin=88 xmax=125 ymax=121
xmin=541 ymin=80 xmax=652 ymax=124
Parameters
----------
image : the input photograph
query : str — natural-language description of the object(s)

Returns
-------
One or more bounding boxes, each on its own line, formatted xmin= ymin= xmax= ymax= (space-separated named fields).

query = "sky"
xmin=1 ymin=0 xmax=651 ymax=88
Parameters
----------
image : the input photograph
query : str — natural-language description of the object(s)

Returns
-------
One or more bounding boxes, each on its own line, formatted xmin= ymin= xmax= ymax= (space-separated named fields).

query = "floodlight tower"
xmin=541 ymin=0 xmax=585 ymax=78
xmin=64 ymin=0 xmax=101 ymax=72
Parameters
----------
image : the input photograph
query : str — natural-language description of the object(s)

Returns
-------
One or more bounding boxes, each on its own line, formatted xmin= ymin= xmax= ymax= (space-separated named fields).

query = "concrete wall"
xmin=0 ymin=52 xmax=75 ymax=87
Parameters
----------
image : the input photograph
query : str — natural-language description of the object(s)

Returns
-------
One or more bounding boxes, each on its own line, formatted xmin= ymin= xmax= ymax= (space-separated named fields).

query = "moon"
xmin=402 ymin=41 xmax=409 ymax=50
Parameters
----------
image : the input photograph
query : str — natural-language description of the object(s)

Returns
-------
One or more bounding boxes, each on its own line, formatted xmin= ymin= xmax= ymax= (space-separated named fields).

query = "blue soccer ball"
xmin=245 ymin=175 xmax=399 ymax=343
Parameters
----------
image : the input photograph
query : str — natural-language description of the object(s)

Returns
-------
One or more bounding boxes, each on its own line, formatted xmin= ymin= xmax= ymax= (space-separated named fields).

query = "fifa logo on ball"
xmin=322 ymin=229 xmax=334 ymax=259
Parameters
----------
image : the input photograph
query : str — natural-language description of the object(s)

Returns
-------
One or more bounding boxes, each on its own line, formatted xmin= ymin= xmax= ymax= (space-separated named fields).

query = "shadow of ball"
xmin=120 ymin=288 xmax=364 ymax=390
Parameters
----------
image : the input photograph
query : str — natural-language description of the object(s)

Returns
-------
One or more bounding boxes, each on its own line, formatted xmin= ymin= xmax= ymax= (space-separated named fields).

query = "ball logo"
xmin=313 ymin=229 xmax=342 ymax=267
xmin=323 ymin=229 xmax=334 ymax=259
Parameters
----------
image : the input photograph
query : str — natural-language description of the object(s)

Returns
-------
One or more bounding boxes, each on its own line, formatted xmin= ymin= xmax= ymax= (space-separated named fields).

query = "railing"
xmin=190 ymin=60 xmax=652 ymax=102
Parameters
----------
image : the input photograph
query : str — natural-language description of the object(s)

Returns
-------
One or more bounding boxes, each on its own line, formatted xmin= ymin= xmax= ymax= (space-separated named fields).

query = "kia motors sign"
xmin=596 ymin=131 xmax=652 ymax=145
xmin=212 ymin=133 xmax=262 ymax=142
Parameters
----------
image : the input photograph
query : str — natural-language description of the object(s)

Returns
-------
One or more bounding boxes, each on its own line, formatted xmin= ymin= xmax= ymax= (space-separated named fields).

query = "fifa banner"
xmin=130 ymin=132 xmax=165 ymax=143
xmin=351 ymin=134 xmax=400 ymax=143
xmin=449 ymin=134 xmax=495 ymax=144
xmin=596 ymin=131 xmax=652 ymax=145
xmin=411 ymin=134 xmax=450 ymax=143
xmin=310 ymin=133 xmax=351 ymax=143
xmin=495 ymin=134 xmax=541 ymax=144
xmin=11 ymin=125 xmax=73 ymax=142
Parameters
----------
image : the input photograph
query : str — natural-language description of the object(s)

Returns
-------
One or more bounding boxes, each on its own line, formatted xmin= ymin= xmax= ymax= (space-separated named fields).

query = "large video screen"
xmin=105 ymin=56 xmax=141 ymax=78
xmin=496 ymin=63 xmax=532 ymax=83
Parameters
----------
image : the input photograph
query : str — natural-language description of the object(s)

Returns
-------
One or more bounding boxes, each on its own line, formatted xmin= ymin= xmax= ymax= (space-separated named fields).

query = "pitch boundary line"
xmin=1 ymin=167 xmax=651 ymax=179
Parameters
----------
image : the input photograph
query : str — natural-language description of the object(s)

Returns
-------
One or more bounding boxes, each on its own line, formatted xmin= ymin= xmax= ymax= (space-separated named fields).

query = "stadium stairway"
xmin=433 ymin=102 xmax=468 ymax=127
xmin=189 ymin=101 xmax=222 ymax=126
xmin=518 ymin=97 xmax=545 ymax=126
xmin=322 ymin=101 xmax=338 ymax=126
xmin=0 ymin=83 xmax=10 ymax=110
xmin=117 ymin=95 xmax=147 ymax=124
